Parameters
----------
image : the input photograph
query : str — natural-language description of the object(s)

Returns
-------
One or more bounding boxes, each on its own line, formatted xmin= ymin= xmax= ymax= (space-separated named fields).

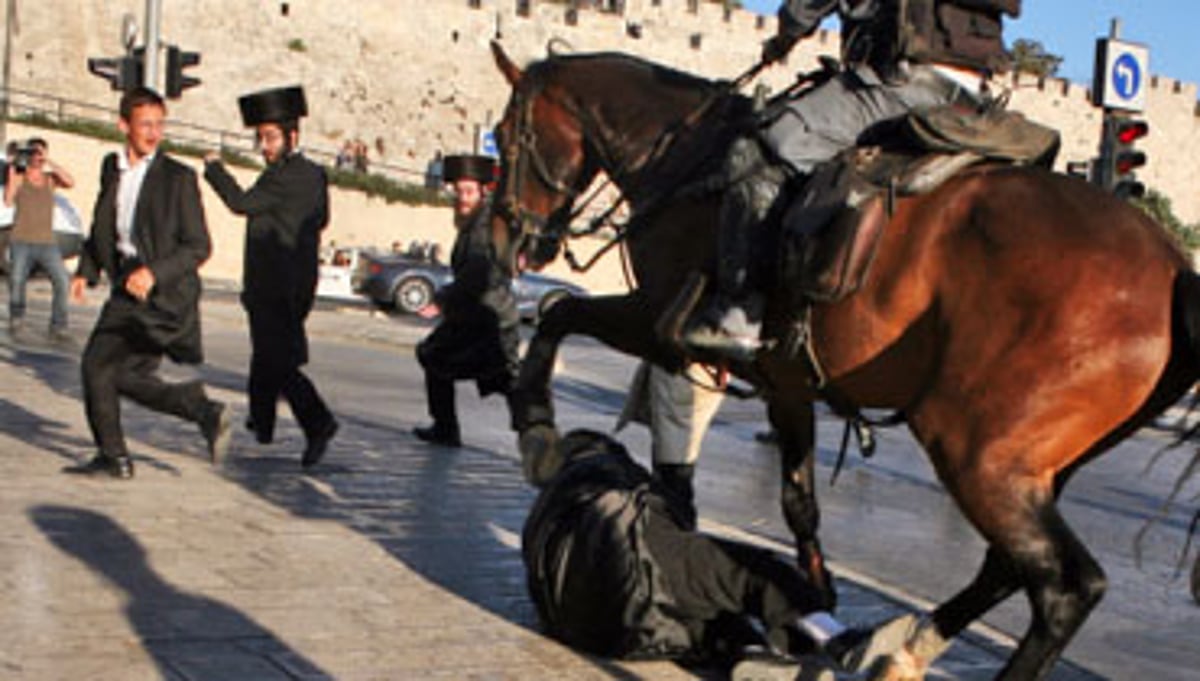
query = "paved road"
xmin=1 ymin=285 xmax=1194 ymax=678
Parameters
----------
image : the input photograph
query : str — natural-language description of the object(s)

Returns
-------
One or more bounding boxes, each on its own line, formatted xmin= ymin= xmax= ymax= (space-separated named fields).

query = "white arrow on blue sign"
xmin=1094 ymin=37 xmax=1150 ymax=112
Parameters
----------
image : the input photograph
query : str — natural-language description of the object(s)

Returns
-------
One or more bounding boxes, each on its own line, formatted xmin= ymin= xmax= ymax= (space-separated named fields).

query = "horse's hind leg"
xmin=896 ymin=462 xmax=1106 ymax=681
xmin=990 ymin=493 xmax=1106 ymax=680
xmin=768 ymin=397 xmax=836 ymax=609
xmin=889 ymin=547 xmax=1021 ymax=674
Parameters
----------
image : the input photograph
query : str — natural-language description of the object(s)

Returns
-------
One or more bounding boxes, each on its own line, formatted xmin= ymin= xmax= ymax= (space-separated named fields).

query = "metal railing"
xmin=0 ymin=86 xmax=432 ymax=185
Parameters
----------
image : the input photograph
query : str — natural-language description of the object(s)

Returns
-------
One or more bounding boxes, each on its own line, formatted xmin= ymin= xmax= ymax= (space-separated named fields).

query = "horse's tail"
xmin=1135 ymin=270 xmax=1200 ymax=572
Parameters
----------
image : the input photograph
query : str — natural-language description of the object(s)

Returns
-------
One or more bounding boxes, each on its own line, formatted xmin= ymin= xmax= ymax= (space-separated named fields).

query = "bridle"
xmin=495 ymin=71 xmax=586 ymax=259
xmin=495 ymin=57 xmax=772 ymax=272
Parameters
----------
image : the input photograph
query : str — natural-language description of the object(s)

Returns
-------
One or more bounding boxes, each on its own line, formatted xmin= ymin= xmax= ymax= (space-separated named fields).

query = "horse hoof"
xmin=865 ymin=653 xmax=925 ymax=681
xmin=519 ymin=424 xmax=562 ymax=487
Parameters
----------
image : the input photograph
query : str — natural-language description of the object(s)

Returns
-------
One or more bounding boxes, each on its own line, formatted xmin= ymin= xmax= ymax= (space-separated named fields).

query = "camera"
xmin=11 ymin=144 xmax=35 ymax=174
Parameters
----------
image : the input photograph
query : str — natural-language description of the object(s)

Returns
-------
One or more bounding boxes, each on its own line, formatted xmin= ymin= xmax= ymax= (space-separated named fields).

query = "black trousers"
xmin=246 ymin=304 xmax=332 ymax=442
xmin=643 ymin=506 xmax=824 ymax=655
xmin=416 ymin=316 xmax=519 ymax=430
xmin=81 ymin=317 xmax=211 ymax=457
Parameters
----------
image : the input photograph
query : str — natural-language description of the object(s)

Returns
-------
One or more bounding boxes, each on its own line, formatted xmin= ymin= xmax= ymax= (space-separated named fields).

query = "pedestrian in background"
xmin=204 ymin=85 xmax=338 ymax=469
xmin=412 ymin=154 xmax=519 ymax=447
xmin=5 ymin=137 xmax=75 ymax=340
xmin=68 ymin=87 xmax=231 ymax=479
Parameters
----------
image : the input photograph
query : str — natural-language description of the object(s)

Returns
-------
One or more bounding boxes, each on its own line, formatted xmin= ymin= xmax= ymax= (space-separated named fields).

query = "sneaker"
xmin=48 ymin=326 xmax=72 ymax=344
xmin=825 ymin=614 xmax=917 ymax=674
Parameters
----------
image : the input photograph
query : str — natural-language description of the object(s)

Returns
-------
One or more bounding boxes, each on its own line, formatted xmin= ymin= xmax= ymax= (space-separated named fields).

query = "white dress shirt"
xmin=115 ymin=149 xmax=156 ymax=258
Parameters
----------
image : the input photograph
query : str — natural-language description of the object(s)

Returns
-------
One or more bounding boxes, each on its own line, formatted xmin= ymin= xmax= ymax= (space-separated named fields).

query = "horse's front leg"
xmin=768 ymin=396 xmax=837 ymax=610
xmin=513 ymin=292 xmax=664 ymax=485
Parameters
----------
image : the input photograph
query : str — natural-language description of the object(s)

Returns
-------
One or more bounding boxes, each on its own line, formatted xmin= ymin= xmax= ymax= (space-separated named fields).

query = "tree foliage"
xmin=1135 ymin=189 xmax=1200 ymax=250
xmin=1009 ymin=39 xmax=1063 ymax=78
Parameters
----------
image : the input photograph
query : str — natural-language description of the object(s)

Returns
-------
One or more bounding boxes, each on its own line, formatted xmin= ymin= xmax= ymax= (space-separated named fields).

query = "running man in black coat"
xmin=412 ymin=155 xmax=520 ymax=447
xmin=204 ymin=86 xmax=337 ymax=468
xmin=67 ymin=87 xmax=231 ymax=479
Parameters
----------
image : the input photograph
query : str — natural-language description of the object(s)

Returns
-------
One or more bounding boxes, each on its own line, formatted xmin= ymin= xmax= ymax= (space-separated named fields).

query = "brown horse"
xmin=488 ymin=42 xmax=1200 ymax=680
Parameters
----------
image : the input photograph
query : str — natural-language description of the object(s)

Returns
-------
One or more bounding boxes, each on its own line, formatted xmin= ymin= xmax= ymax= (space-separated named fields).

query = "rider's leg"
xmin=683 ymin=135 xmax=784 ymax=360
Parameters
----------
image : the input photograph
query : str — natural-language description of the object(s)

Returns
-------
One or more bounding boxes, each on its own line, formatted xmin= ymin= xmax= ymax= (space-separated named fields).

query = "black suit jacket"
xmin=204 ymin=152 xmax=328 ymax=313
xmin=78 ymin=151 xmax=212 ymax=363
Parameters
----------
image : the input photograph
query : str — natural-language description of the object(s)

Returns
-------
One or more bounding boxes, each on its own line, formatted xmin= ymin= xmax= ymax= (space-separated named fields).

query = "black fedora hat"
xmin=238 ymin=86 xmax=308 ymax=127
xmin=442 ymin=154 xmax=496 ymax=183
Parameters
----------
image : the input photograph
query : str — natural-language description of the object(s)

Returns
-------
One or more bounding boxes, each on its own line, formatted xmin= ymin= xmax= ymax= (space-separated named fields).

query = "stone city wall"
xmin=3 ymin=0 xmax=1198 ymax=291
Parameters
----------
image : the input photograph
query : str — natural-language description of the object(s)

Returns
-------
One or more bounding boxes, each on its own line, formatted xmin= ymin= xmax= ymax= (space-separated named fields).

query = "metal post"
xmin=142 ymin=0 xmax=162 ymax=90
xmin=1 ymin=0 xmax=16 ymax=145
xmin=1109 ymin=18 xmax=1121 ymax=40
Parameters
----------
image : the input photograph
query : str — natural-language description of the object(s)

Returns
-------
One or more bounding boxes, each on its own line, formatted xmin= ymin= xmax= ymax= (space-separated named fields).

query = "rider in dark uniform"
xmin=412 ymin=155 xmax=520 ymax=447
xmin=684 ymin=0 xmax=1020 ymax=360
xmin=204 ymin=86 xmax=339 ymax=468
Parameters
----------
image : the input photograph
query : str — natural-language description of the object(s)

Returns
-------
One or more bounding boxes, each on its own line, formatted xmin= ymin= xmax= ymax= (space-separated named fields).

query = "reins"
xmin=504 ymin=58 xmax=771 ymax=275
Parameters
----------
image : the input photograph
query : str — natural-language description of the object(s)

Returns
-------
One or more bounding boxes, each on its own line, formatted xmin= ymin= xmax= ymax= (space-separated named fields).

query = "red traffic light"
xmin=1115 ymin=151 xmax=1146 ymax=175
xmin=1115 ymin=120 xmax=1149 ymax=145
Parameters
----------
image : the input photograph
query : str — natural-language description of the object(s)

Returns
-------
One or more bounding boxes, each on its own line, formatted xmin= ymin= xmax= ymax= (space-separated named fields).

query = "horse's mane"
xmin=517 ymin=50 xmax=746 ymax=201
xmin=525 ymin=50 xmax=721 ymax=103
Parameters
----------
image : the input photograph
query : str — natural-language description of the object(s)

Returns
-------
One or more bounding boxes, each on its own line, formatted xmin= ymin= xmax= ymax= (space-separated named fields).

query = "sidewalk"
xmin=0 ymin=284 xmax=1101 ymax=680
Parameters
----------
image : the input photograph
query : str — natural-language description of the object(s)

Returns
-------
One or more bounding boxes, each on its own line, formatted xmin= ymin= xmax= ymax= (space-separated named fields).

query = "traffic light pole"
xmin=1 ymin=0 xmax=16 ymax=146
xmin=142 ymin=0 xmax=162 ymax=90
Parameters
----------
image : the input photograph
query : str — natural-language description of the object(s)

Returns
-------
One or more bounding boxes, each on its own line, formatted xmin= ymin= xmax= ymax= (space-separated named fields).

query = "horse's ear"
xmin=491 ymin=40 xmax=523 ymax=86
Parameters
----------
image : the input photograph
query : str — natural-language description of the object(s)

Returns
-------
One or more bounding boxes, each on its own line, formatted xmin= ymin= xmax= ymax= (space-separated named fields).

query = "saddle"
xmin=778 ymin=105 xmax=1061 ymax=306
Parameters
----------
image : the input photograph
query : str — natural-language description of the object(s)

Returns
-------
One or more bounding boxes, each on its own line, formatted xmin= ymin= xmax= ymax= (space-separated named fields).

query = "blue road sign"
xmin=1094 ymin=37 xmax=1149 ymax=112
xmin=1111 ymin=52 xmax=1142 ymax=101
xmin=478 ymin=130 xmax=499 ymax=158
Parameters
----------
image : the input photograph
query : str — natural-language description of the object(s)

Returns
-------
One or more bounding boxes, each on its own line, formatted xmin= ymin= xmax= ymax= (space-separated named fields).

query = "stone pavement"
xmin=0 ymin=284 xmax=1102 ymax=680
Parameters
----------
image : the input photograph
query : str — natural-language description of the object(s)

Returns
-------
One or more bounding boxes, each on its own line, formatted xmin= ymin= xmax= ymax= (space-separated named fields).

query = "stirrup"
xmin=682 ymin=323 xmax=762 ymax=364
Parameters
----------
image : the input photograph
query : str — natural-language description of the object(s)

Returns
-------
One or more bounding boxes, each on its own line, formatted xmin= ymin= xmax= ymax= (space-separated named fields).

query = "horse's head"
xmin=490 ymin=41 xmax=600 ymax=271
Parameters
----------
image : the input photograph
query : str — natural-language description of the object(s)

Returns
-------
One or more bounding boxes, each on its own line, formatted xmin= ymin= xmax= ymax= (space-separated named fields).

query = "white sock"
xmin=797 ymin=611 xmax=847 ymax=647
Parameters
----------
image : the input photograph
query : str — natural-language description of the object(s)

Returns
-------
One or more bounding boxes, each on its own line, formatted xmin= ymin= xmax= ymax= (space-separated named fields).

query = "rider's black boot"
xmin=683 ymin=136 xmax=783 ymax=362
xmin=652 ymin=462 xmax=697 ymax=530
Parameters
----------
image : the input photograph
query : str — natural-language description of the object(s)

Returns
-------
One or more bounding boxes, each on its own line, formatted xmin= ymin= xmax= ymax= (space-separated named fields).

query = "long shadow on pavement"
xmin=9 ymin=333 xmax=705 ymax=676
xmin=29 ymin=504 xmax=332 ymax=681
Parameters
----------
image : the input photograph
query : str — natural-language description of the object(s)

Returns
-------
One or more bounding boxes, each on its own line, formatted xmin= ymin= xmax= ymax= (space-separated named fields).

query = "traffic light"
xmin=1101 ymin=115 xmax=1149 ymax=200
xmin=86 ymin=49 xmax=144 ymax=93
xmin=165 ymin=45 xmax=201 ymax=99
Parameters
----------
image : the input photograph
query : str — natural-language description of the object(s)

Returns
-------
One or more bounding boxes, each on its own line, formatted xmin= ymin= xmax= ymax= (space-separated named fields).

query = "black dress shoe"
xmin=201 ymin=401 xmax=233 ymax=464
xmin=245 ymin=416 xmax=272 ymax=444
xmin=63 ymin=454 xmax=134 ymax=479
xmin=412 ymin=424 xmax=462 ymax=447
xmin=302 ymin=418 xmax=339 ymax=468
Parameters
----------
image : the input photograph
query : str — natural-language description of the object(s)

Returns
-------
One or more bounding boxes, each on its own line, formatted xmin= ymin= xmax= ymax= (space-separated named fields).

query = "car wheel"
xmin=393 ymin=277 xmax=435 ymax=314
xmin=537 ymin=289 xmax=572 ymax=321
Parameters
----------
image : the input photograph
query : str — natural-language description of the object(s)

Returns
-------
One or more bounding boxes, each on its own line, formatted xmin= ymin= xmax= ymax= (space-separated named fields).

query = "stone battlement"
xmin=2 ymin=0 xmax=1197 ymax=223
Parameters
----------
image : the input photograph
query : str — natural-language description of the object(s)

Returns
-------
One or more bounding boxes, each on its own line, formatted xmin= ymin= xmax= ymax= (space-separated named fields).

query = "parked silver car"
xmin=357 ymin=250 xmax=586 ymax=321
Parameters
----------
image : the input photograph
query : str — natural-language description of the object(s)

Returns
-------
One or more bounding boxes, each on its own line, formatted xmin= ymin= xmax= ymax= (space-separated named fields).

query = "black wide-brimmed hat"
xmin=238 ymin=86 xmax=308 ymax=127
xmin=442 ymin=154 xmax=496 ymax=183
